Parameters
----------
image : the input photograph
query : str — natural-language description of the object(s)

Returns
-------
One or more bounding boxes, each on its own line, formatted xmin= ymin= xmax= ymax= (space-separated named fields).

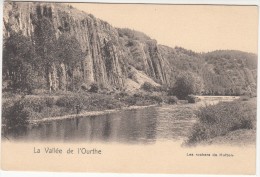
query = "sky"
xmin=70 ymin=3 xmax=258 ymax=54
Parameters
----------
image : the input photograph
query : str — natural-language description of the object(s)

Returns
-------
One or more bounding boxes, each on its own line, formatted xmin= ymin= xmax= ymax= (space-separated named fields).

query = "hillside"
xmin=2 ymin=2 xmax=257 ymax=96
xmin=159 ymin=45 xmax=257 ymax=95
xmin=202 ymin=50 xmax=257 ymax=95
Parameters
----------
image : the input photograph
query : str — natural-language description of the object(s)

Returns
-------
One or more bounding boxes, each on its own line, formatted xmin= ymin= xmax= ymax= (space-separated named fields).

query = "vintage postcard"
xmin=1 ymin=1 xmax=258 ymax=175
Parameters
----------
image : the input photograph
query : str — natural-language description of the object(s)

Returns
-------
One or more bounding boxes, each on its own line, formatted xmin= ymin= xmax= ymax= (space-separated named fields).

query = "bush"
xmin=45 ymin=97 xmax=55 ymax=108
xmin=170 ymin=72 xmax=204 ymax=99
xmin=56 ymin=93 xmax=124 ymax=112
xmin=3 ymin=96 xmax=63 ymax=121
xmin=114 ymin=91 xmax=129 ymax=100
xmin=86 ymin=94 xmax=124 ymax=110
xmin=140 ymin=82 xmax=164 ymax=92
xmin=187 ymin=95 xmax=200 ymax=103
xmin=56 ymin=94 xmax=86 ymax=111
xmin=18 ymin=96 xmax=56 ymax=112
xmin=2 ymin=99 xmax=16 ymax=121
xmin=122 ymin=92 xmax=163 ymax=106
xmin=88 ymin=83 xmax=99 ymax=93
xmin=155 ymin=85 xmax=168 ymax=92
xmin=123 ymin=95 xmax=137 ymax=106
xmin=118 ymin=91 xmax=129 ymax=97
xmin=187 ymin=101 xmax=256 ymax=145
xmin=141 ymin=82 xmax=154 ymax=92
xmin=3 ymin=100 xmax=29 ymax=135
xmin=165 ymin=96 xmax=178 ymax=104
xmin=21 ymin=97 xmax=47 ymax=113
xmin=148 ymin=95 xmax=163 ymax=103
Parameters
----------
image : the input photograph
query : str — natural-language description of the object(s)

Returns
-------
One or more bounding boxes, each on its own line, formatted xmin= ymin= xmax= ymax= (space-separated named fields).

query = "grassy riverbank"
xmin=186 ymin=97 xmax=256 ymax=146
xmin=2 ymin=91 xmax=176 ymax=122
xmin=3 ymin=90 xmax=256 ymax=146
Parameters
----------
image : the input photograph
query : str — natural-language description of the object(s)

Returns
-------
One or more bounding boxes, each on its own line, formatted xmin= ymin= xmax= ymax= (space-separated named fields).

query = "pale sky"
xmin=71 ymin=3 xmax=258 ymax=54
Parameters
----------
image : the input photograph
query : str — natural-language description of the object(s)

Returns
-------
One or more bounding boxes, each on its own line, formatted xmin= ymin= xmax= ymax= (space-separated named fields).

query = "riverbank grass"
xmin=2 ymin=91 xmax=165 ymax=122
xmin=186 ymin=99 xmax=256 ymax=145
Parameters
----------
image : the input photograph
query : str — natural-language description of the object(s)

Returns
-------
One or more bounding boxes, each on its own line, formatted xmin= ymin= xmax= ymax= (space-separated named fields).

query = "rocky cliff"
xmin=3 ymin=2 xmax=257 ymax=95
xmin=3 ymin=2 xmax=168 ymax=92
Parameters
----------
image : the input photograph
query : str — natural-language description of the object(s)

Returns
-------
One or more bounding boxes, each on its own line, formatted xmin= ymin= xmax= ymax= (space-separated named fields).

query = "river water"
xmin=6 ymin=104 xmax=197 ymax=144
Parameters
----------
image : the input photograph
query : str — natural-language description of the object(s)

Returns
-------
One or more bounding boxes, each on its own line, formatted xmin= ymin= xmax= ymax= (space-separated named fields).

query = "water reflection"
xmin=4 ymin=105 xmax=196 ymax=144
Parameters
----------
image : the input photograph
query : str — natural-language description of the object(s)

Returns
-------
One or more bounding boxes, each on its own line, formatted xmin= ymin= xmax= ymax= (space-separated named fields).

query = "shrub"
xmin=45 ymin=97 xmax=55 ymax=108
xmin=114 ymin=91 xmax=129 ymax=100
xmin=147 ymin=95 xmax=163 ymax=103
xmin=21 ymin=97 xmax=47 ymax=113
xmin=186 ymin=101 xmax=256 ymax=145
xmin=56 ymin=95 xmax=69 ymax=107
xmin=123 ymin=95 xmax=137 ymax=106
xmin=56 ymin=94 xmax=93 ymax=113
xmin=118 ymin=91 xmax=129 ymax=97
xmin=133 ymin=92 xmax=144 ymax=98
xmin=86 ymin=94 xmax=123 ymax=110
xmin=2 ymin=99 xmax=16 ymax=120
xmin=3 ymin=96 xmax=63 ymax=121
xmin=3 ymin=100 xmax=29 ymax=135
xmin=122 ymin=92 xmax=163 ymax=106
xmin=18 ymin=96 xmax=56 ymax=112
xmin=187 ymin=123 xmax=209 ymax=144
xmin=141 ymin=82 xmax=163 ymax=92
xmin=170 ymin=72 xmax=204 ymax=99
xmin=141 ymin=82 xmax=154 ymax=92
xmin=56 ymin=94 xmax=86 ymax=110
xmin=187 ymin=95 xmax=200 ymax=103
xmin=155 ymin=85 xmax=168 ymax=92
xmin=88 ymin=83 xmax=99 ymax=93
xmin=166 ymin=96 xmax=178 ymax=104
xmin=56 ymin=93 xmax=124 ymax=112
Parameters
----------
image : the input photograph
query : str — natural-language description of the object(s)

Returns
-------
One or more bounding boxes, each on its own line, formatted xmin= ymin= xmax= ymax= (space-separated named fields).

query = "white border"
xmin=0 ymin=0 xmax=259 ymax=177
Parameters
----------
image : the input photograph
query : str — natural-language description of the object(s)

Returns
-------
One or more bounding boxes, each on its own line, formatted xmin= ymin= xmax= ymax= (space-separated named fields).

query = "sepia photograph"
xmin=1 ymin=0 xmax=258 ymax=175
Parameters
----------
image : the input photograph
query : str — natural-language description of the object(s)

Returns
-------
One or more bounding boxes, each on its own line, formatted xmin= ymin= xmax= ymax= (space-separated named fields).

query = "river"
xmin=5 ymin=104 xmax=197 ymax=144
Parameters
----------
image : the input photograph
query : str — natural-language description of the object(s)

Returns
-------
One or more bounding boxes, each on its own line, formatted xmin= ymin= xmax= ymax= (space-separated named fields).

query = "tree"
xmin=170 ymin=72 xmax=204 ymax=99
xmin=56 ymin=34 xmax=84 ymax=67
xmin=56 ymin=34 xmax=84 ymax=91
xmin=4 ymin=99 xmax=29 ymax=136
xmin=3 ymin=32 xmax=38 ymax=93
xmin=34 ymin=16 xmax=57 ymax=92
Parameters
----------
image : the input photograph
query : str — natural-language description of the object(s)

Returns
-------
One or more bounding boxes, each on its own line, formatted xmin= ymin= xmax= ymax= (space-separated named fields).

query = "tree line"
xmin=3 ymin=17 xmax=84 ymax=94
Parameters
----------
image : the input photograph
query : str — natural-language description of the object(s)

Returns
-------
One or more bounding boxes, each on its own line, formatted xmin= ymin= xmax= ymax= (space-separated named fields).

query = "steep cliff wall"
xmin=3 ymin=2 xmax=256 ymax=95
xmin=117 ymin=28 xmax=171 ymax=86
xmin=3 ymin=2 xmax=169 ymax=92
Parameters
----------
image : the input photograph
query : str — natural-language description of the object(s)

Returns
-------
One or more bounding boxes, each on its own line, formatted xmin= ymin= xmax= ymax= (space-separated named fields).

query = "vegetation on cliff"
xmin=159 ymin=45 xmax=257 ymax=96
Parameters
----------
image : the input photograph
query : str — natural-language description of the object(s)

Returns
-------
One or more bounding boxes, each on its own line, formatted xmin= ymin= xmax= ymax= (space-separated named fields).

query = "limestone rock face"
xmin=3 ymin=2 xmax=171 ymax=91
